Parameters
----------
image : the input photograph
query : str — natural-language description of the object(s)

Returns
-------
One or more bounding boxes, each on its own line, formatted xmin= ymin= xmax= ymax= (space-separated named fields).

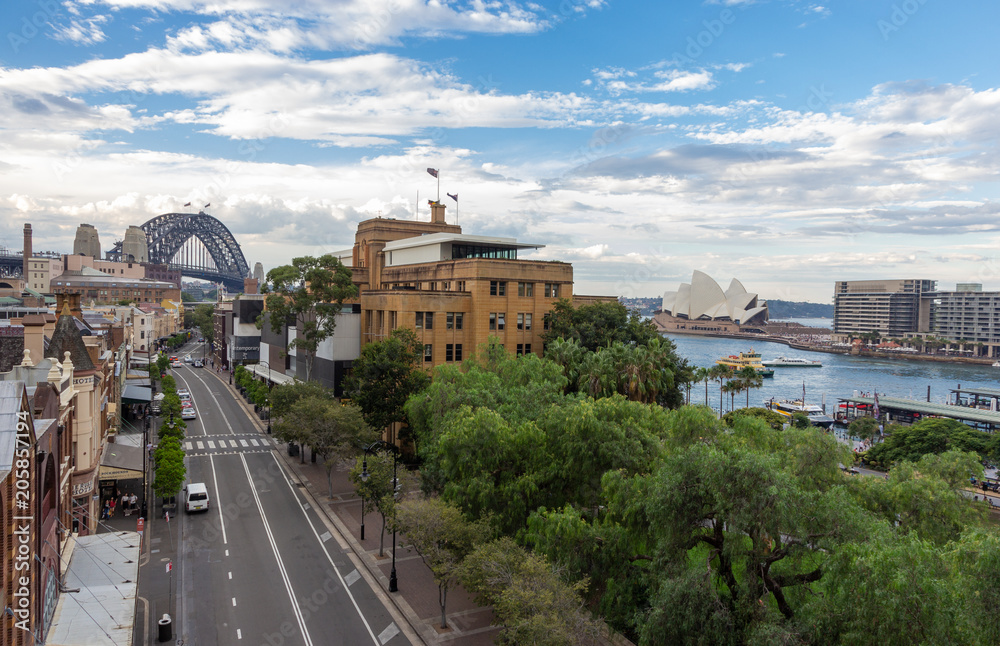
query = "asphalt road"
xmin=153 ymin=344 xmax=411 ymax=646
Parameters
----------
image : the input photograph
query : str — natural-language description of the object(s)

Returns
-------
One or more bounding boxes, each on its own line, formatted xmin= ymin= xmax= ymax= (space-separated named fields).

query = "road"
xmin=155 ymin=342 xmax=411 ymax=646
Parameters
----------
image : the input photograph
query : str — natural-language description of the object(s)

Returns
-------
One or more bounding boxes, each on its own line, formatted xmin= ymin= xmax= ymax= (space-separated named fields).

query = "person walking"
xmin=109 ymin=497 xmax=116 ymax=517
xmin=102 ymin=500 xmax=110 ymax=520
xmin=122 ymin=492 xmax=130 ymax=516
xmin=129 ymin=493 xmax=138 ymax=515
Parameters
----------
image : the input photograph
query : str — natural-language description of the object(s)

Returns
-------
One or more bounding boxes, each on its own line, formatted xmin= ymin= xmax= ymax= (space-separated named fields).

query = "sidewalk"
xmin=214 ymin=368 xmax=500 ymax=646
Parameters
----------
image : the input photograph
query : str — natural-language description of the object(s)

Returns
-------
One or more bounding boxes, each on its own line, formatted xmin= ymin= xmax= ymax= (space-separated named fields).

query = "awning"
xmin=249 ymin=364 xmax=296 ymax=386
xmin=122 ymin=384 xmax=152 ymax=404
xmin=46 ymin=533 xmax=140 ymax=645
xmin=99 ymin=443 xmax=143 ymax=480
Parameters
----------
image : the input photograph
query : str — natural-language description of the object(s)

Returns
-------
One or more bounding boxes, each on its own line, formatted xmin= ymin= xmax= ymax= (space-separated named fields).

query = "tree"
xmin=307 ymin=401 xmax=377 ymax=497
xmin=153 ymin=437 xmax=186 ymax=501
xmin=736 ymin=366 xmax=763 ymax=408
xmin=865 ymin=417 xmax=991 ymax=466
xmin=343 ymin=327 xmax=430 ymax=437
xmin=460 ymin=537 xmax=605 ymax=646
xmin=722 ymin=407 xmax=786 ymax=431
xmin=848 ymin=416 xmax=880 ymax=442
xmin=260 ymin=254 xmax=358 ymax=381
xmin=269 ymin=379 xmax=331 ymax=419
xmin=190 ymin=303 xmax=215 ymax=344
xmin=541 ymin=299 xmax=659 ymax=352
xmin=393 ymin=497 xmax=491 ymax=629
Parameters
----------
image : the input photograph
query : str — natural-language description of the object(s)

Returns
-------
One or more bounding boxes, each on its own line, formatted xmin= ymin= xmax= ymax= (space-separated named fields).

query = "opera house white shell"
xmin=661 ymin=271 xmax=768 ymax=325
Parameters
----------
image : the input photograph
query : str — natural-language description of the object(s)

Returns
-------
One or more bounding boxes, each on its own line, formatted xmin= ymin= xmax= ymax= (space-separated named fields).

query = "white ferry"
xmin=761 ymin=356 xmax=822 ymax=368
xmin=766 ymin=399 xmax=836 ymax=429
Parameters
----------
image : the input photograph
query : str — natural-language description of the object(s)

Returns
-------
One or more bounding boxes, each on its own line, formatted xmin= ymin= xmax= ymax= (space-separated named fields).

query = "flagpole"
xmin=437 ymin=173 xmax=440 ymax=202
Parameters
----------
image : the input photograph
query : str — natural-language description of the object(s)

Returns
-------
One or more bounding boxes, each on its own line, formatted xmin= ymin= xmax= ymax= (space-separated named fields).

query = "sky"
xmin=3 ymin=0 xmax=1000 ymax=304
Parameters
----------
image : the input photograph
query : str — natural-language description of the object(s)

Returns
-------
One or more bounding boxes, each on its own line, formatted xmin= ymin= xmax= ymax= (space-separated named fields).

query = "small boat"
xmin=767 ymin=399 xmax=836 ymax=429
xmin=762 ymin=356 xmax=822 ymax=368
xmin=716 ymin=349 xmax=774 ymax=377
xmin=992 ymin=361 xmax=1000 ymax=368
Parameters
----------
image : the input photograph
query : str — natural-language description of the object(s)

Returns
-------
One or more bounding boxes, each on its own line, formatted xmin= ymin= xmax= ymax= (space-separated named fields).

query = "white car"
xmin=181 ymin=407 xmax=197 ymax=420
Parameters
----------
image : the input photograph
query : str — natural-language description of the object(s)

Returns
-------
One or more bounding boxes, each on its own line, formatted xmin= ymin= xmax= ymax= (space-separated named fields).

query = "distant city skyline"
xmin=3 ymin=1 xmax=1000 ymax=304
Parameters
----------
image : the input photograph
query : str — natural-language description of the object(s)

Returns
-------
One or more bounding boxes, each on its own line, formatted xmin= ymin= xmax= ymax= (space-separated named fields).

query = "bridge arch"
xmin=108 ymin=212 xmax=250 ymax=291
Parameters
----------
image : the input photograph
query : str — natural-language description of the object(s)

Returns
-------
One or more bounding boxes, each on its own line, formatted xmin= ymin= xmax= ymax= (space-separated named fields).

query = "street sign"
xmin=166 ymin=561 xmax=172 ymax=573
xmin=137 ymin=517 xmax=145 ymax=533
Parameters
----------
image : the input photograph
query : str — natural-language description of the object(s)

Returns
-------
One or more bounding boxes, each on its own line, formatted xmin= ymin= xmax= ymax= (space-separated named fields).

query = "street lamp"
xmin=258 ymin=361 xmax=272 ymax=434
xmin=361 ymin=440 xmax=399 ymax=593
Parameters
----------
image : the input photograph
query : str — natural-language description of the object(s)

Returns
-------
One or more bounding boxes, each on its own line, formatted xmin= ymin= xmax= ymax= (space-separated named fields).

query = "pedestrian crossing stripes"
xmin=184 ymin=437 xmax=270 ymax=453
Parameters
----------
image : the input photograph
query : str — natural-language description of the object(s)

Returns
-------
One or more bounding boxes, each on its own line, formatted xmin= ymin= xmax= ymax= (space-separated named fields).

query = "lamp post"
xmin=361 ymin=440 xmax=399 ymax=592
xmin=258 ymin=361 xmax=272 ymax=434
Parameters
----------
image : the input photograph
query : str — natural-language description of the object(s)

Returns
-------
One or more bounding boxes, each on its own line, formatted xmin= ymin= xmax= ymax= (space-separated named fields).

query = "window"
xmin=517 ymin=313 xmax=524 ymax=330
xmin=544 ymin=283 xmax=560 ymax=298
xmin=490 ymin=313 xmax=497 ymax=330
xmin=415 ymin=312 xmax=434 ymax=330
xmin=517 ymin=343 xmax=524 ymax=356
xmin=524 ymin=343 xmax=531 ymax=355
xmin=446 ymin=344 xmax=454 ymax=362
xmin=497 ymin=313 xmax=505 ymax=330
xmin=455 ymin=344 xmax=463 ymax=362
xmin=140 ymin=330 xmax=145 ymax=339
xmin=456 ymin=281 xmax=466 ymax=291
xmin=424 ymin=344 xmax=433 ymax=362
xmin=490 ymin=280 xmax=507 ymax=296
xmin=446 ymin=312 xmax=464 ymax=330
xmin=518 ymin=282 xmax=534 ymax=297
xmin=543 ymin=313 xmax=550 ymax=331
xmin=524 ymin=313 xmax=532 ymax=331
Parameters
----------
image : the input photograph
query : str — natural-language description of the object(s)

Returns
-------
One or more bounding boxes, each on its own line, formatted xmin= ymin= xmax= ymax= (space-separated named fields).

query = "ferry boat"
xmin=767 ymin=399 xmax=836 ymax=429
xmin=716 ymin=349 xmax=774 ymax=377
xmin=761 ymin=356 xmax=822 ymax=368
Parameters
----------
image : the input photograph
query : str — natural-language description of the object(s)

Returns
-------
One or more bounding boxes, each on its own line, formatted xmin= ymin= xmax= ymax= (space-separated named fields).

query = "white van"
xmin=184 ymin=482 xmax=210 ymax=513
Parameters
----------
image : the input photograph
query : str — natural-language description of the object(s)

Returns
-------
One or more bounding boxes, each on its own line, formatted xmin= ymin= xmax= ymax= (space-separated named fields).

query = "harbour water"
xmin=664 ymin=322 xmax=1000 ymax=414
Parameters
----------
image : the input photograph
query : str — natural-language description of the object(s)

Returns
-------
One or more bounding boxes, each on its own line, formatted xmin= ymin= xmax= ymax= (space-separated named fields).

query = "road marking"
xmin=250 ymin=439 xmax=260 ymax=446
xmin=185 ymin=441 xmax=192 ymax=450
xmin=197 ymin=441 xmax=204 ymax=450
xmin=270 ymin=453 xmax=380 ymax=645
xmin=237 ymin=629 xmax=242 ymax=640
xmin=229 ymin=572 xmax=232 ymax=579
xmin=208 ymin=440 xmax=216 ymax=449
xmin=378 ymin=623 xmax=400 ymax=645
xmin=232 ymin=597 xmax=237 ymax=607
xmin=319 ymin=530 xmax=330 ymax=542
xmin=344 ymin=569 xmax=360 ymax=587
xmin=226 ymin=550 xmax=229 ymax=556
xmin=240 ymin=439 xmax=249 ymax=447
xmin=210 ymin=454 xmax=228 ymax=545
xmin=241 ymin=454 xmax=314 ymax=646
xmin=303 ymin=503 xmax=311 ymax=510
xmin=180 ymin=367 xmax=239 ymax=435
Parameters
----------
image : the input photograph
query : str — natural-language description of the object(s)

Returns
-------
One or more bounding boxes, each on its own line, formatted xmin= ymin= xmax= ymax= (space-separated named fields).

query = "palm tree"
xmin=694 ymin=367 xmax=711 ymax=406
xmin=737 ymin=366 xmax=763 ymax=408
xmin=709 ymin=364 xmax=734 ymax=418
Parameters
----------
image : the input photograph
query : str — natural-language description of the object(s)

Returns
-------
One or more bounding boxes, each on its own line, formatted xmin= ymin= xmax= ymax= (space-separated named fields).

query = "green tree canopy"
xmin=865 ymin=417 xmax=991 ymax=466
xmin=343 ymin=327 xmax=430 ymax=435
xmin=260 ymin=254 xmax=358 ymax=381
xmin=541 ymin=299 xmax=659 ymax=351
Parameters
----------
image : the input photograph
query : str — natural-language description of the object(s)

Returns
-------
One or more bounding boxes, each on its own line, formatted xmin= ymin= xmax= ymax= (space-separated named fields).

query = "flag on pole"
xmin=183 ymin=202 xmax=191 ymax=207
xmin=426 ymin=168 xmax=439 ymax=178
xmin=204 ymin=203 xmax=211 ymax=208
xmin=447 ymin=193 xmax=458 ymax=203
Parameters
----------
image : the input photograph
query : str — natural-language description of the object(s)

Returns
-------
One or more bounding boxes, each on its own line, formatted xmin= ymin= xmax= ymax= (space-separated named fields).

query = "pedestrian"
xmin=122 ymin=492 xmax=130 ymax=516
xmin=109 ymin=497 xmax=116 ymax=517
xmin=129 ymin=493 xmax=138 ymax=514
xmin=102 ymin=500 xmax=110 ymax=520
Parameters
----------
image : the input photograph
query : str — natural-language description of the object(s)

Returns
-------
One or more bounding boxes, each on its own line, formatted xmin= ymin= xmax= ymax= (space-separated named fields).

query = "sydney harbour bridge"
xmin=0 ymin=212 xmax=251 ymax=292
xmin=106 ymin=212 xmax=251 ymax=292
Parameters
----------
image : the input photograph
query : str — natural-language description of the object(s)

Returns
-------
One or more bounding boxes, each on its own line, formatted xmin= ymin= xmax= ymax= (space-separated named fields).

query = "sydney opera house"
xmin=653 ymin=271 xmax=769 ymax=334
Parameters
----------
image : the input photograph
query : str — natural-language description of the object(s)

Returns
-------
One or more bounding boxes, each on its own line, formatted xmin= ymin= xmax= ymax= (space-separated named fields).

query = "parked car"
xmin=193 ymin=360 xmax=203 ymax=368
xmin=181 ymin=407 xmax=197 ymax=420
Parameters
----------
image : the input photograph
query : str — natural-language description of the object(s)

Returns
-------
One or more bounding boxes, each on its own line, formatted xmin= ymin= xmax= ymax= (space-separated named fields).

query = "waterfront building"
xmin=832 ymin=279 xmax=936 ymax=339
xmin=655 ymin=270 xmax=768 ymax=334
xmin=930 ymin=288 xmax=1000 ymax=357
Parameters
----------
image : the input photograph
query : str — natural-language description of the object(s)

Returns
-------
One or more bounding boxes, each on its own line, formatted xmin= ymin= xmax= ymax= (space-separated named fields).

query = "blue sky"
xmin=3 ymin=0 xmax=1000 ymax=303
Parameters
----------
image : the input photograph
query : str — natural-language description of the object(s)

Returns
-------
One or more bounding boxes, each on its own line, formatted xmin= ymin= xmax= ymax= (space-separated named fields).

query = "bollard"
xmin=158 ymin=614 xmax=172 ymax=642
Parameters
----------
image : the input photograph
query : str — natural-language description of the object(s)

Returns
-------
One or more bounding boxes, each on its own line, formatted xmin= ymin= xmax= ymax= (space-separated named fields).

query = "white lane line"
xmin=229 ymin=572 xmax=232 ymax=579
xmin=180 ymin=368 xmax=239 ymax=435
xmin=232 ymin=597 xmax=237 ymax=607
xmin=241 ymin=453 xmax=314 ymax=646
xmin=226 ymin=549 xmax=229 ymax=556
xmin=209 ymin=454 xmax=228 ymax=545
xmin=208 ymin=440 xmax=216 ymax=449
xmin=237 ymin=629 xmax=242 ymax=640
xmin=378 ymin=623 xmax=400 ymax=645
xmin=269 ymin=452 xmax=380 ymax=645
